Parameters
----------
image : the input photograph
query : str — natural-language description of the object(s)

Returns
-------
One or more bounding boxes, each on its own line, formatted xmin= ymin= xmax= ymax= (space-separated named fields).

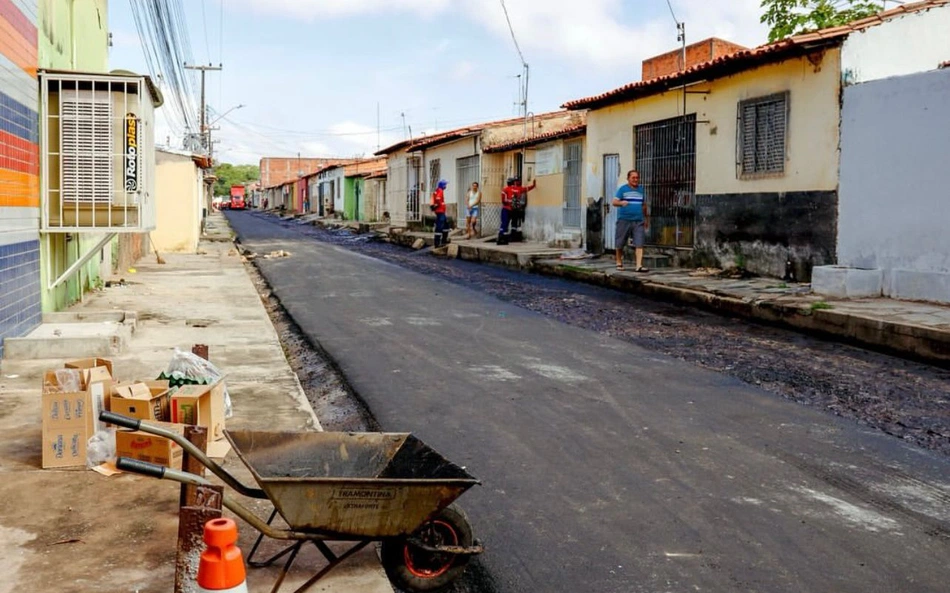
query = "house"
xmin=375 ymin=111 xmax=584 ymax=241
xmin=480 ymin=120 xmax=587 ymax=244
xmin=317 ymin=164 xmax=348 ymax=217
xmin=0 ymin=0 xmax=164 ymax=356
xmin=363 ymin=170 xmax=388 ymax=223
xmin=343 ymin=159 xmax=387 ymax=221
xmin=563 ymin=0 xmax=950 ymax=282
xmin=818 ymin=1 xmax=950 ymax=303
xmin=152 ymin=149 xmax=211 ymax=253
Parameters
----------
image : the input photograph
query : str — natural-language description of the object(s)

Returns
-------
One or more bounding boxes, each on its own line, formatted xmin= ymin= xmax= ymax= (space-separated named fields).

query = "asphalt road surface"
xmin=228 ymin=212 xmax=950 ymax=593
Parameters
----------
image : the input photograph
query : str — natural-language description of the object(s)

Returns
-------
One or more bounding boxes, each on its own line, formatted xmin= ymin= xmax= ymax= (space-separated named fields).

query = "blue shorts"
xmin=467 ymin=206 xmax=479 ymax=217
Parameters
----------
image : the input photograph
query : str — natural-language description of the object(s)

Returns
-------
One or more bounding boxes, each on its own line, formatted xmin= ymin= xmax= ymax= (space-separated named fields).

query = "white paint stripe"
xmin=0 ymin=60 xmax=37 ymax=112
xmin=10 ymin=0 xmax=38 ymax=20
xmin=0 ymin=230 xmax=40 ymax=247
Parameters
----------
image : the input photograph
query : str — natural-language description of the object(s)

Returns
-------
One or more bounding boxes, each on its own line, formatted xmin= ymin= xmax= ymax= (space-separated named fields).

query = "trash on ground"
xmin=559 ymin=249 xmax=595 ymax=260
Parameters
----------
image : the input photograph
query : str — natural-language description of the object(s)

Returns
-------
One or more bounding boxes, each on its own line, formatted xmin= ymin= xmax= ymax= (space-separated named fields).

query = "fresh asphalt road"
xmin=228 ymin=212 xmax=950 ymax=593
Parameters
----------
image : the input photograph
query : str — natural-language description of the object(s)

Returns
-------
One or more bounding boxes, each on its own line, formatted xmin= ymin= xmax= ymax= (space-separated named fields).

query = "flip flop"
xmin=635 ymin=266 xmax=650 ymax=273
xmin=616 ymin=264 xmax=625 ymax=271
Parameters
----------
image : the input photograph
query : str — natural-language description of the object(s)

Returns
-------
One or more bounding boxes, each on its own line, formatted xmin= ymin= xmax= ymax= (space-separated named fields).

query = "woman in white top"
xmin=465 ymin=182 xmax=481 ymax=239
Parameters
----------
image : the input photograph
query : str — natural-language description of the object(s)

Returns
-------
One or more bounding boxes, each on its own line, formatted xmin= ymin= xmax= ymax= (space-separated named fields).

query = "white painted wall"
xmin=842 ymin=4 xmax=950 ymax=85
xmin=838 ymin=68 xmax=950 ymax=303
xmin=417 ymin=136 xmax=480 ymax=212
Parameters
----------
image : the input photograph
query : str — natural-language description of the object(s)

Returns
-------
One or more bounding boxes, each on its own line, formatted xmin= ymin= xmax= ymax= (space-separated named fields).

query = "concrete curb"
xmin=533 ymin=260 xmax=950 ymax=367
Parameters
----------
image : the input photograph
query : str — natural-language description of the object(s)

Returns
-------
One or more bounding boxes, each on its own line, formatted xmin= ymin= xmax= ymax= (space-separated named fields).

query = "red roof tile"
xmin=564 ymin=0 xmax=948 ymax=110
xmin=483 ymin=124 xmax=587 ymax=153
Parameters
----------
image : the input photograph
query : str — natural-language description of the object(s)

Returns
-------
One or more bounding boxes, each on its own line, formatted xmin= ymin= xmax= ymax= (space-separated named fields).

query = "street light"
xmin=208 ymin=103 xmax=245 ymax=128
xmin=206 ymin=104 xmax=245 ymax=160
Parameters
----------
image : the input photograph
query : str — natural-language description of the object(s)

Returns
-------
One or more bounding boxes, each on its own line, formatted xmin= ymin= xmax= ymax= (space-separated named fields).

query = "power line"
xmin=201 ymin=0 xmax=212 ymax=63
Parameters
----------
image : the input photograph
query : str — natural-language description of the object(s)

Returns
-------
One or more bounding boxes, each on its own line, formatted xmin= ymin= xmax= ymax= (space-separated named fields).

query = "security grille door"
xmin=61 ymin=96 xmax=113 ymax=204
xmin=407 ymin=157 xmax=422 ymax=222
xmin=603 ymin=154 xmax=621 ymax=250
xmin=563 ymin=141 xmax=583 ymax=229
xmin=635 ymin=115 xmax=696 ymax=247
xmin=457 ymin=155 xmax=480 ymax=224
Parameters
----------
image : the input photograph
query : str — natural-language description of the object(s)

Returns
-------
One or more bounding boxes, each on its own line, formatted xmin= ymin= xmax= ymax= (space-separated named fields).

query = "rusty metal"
xmin=180 ymin=425 xmax=209 ymax=507
xmin=225 ymin=430 xmax=478 ymax=538
xmin=175 ymin=485 xmax=223 ymax=593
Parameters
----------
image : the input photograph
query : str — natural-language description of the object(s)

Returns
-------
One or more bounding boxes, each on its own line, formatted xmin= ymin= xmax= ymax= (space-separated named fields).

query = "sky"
xmin=108 ymin=0 xmax=771 ymax=166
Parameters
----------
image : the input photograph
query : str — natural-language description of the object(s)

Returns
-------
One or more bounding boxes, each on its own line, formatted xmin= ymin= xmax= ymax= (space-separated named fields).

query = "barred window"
xmin=738 ymin=92 xmax=788 ymax=176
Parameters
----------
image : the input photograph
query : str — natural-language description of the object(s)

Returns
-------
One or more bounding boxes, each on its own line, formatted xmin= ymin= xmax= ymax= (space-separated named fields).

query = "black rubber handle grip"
xmin=116 ymin=457 xmax=167 ymax=479
xmin=99 ymin=411 xmax=142 ymax=430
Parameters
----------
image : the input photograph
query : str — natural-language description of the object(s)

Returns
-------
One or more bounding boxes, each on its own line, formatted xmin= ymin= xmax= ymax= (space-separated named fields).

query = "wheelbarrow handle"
xmin=116 ymin=456 xmax=167 ymax=479
xmin=115 ymin=457 xmax=318 ymax=542
xmin=100 ymin=411 xmax=141 ymax=431
xmin=100 ymin=411 xmax=267 ymax=499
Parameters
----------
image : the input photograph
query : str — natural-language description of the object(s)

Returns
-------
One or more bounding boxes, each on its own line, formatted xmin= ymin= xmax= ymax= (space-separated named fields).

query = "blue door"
xmin=603 ymin=154 xmax=621 ymax=250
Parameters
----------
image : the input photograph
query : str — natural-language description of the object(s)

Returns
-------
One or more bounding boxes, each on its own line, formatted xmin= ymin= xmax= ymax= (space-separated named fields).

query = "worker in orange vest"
xmin=431 ymin=179 xmax=449 ymax=247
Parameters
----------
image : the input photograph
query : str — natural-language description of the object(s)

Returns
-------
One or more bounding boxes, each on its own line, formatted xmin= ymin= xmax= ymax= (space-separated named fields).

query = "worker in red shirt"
xmin=431 ymin=179 xmax=449 ymax=247
xmin=498 ymin=176 xmax=535 ymax=245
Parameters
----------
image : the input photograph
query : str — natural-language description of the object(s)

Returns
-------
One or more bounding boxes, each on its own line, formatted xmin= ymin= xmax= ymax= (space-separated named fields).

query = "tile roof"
xmin=483 ymin=124 xmax=587 ymax=153
xmin=564 ymin=0 xmax=948 ymax=110
xmin=344 ymin=158 xmax=388 ymax=177
xmin=374 ymin=111 xmax=576 ymax=155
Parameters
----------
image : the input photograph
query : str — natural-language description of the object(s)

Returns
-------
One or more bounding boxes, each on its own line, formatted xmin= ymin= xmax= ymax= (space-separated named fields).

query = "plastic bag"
xmin=53 ymin=368 xmax=82 ymax=392
xmin=86 ymin=429 xmax=116 ymax=468
xmin=161 ymin=348 xmax=233 ymax=418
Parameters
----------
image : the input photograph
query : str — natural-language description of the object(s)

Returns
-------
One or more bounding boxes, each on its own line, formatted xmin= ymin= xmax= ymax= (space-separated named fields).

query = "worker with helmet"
xmin=498 ymin=176 xmax=536 ymax=245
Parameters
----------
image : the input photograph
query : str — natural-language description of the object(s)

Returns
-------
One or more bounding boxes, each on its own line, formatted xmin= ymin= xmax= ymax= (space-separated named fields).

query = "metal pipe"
xmin=100 ymin=412 xmax=266 ymax=498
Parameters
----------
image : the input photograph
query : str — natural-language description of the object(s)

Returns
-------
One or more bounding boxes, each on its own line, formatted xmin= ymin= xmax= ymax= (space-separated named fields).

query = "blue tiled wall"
xmin=0 ymin=240 xmax=42 ymax=357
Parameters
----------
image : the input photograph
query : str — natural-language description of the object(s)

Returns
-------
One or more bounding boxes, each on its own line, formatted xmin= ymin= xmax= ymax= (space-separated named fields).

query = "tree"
xmin=760 ymin=0 xmax=882 ymax=42
xmin=213 ymin=163 xmax=260 ymax=196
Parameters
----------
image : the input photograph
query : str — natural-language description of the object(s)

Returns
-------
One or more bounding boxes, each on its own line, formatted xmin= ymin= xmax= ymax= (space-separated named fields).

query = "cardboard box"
xmin=171 ymin=380 xmax=226 ymax=441
xmin=41 ymin=369 xmax=104 ymax=469
xmin=111 ymin=381 xmax=171 ymax=422
xmin=65 ymin=357 xmax=114 ymax=379
xmin=115 ymin=421 xmax=185 ymax=469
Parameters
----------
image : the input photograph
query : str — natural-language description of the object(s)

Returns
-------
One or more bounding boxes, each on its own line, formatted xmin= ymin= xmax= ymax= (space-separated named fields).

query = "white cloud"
xmin=238 ymin=0 xmax=450 ymax=19
xmin=449 ymin=60 xmax=476 ymax=82
xmin=237 ymin=0 xmax=769 ymax=72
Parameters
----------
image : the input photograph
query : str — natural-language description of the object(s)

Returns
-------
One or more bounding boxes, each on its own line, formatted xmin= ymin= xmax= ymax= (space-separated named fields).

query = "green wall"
xmin=38 ymin=0 xmax=112 ymax=313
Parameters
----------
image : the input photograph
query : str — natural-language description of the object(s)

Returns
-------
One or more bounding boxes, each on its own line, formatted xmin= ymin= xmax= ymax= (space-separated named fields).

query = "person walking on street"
xmin=612 ymin=170 xmax=650 ymax=272
xmin=432 ymin=179 xmax=449 ymax=247
xmin=465 ymin=182 xmax=481 ymax=239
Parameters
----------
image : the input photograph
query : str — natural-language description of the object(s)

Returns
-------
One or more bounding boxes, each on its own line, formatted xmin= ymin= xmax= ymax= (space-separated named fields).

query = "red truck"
xmin=229 ymin=185 xmax=246 ymax=210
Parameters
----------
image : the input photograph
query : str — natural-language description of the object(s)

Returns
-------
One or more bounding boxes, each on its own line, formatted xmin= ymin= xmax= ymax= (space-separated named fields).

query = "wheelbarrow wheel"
xmin=381 ymin=504 xmax=474 ymax=592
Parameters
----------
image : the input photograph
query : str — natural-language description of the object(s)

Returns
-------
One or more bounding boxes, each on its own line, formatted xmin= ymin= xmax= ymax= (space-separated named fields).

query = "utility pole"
xmin=184 ymin=63 xmax=223 ymax=154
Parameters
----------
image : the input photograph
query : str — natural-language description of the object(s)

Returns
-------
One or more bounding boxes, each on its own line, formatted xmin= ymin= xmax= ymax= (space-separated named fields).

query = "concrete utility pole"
xmin=184 ymin=63 xmax=223 ymax=154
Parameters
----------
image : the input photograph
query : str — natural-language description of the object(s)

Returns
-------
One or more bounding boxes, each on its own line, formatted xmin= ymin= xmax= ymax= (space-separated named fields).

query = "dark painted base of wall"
xmin=694 ymin=191 xmax=837 ymax=281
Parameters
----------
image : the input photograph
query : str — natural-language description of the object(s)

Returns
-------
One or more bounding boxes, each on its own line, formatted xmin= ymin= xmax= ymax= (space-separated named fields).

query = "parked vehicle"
xmin=230 ymin=185 xmax=247 ymax=210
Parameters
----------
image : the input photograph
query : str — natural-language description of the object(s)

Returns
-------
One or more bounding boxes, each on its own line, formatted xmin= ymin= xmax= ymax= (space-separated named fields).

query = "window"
xmin=429 ymin=158 xmax=441 ymax=193
xmin=61 ymin=95 xmax=113 ymax=203
xmin=738 ymin=92 xmax=788 ymax=176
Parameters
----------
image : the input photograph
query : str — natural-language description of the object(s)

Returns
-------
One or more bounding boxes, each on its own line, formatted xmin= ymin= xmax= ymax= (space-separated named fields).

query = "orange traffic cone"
xmin=196 ymin=518 xmax=249 ymax=593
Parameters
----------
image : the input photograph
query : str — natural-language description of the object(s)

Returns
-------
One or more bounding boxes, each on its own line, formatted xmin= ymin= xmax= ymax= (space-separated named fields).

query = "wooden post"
xmin=179 ymin=426 xmax=209 ymax=507
xmin=175 ymin=484 xmax=224 ymax=593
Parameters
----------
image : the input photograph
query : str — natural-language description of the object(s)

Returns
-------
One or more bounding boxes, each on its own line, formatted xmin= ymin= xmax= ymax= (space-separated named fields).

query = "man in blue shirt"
xmin=612 ymin=170 xmax=650 ymax=272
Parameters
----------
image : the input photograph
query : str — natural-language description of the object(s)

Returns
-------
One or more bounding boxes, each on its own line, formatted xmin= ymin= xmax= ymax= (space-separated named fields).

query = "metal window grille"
xmin=738 ymin=92 xmax=788 ymax=176
xmin=61 ymin=95 xmax=113 ymax=204
xmin=429 ymin=158 xmax=441 ymax=192
xmin=635 ymin=114 xmax=696 ymax=247
xmin=562 ymin=141 xmax=583 ymax=228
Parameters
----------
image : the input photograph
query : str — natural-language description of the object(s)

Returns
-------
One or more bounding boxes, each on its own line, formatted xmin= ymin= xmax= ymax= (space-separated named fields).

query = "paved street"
xmin=228 ymin=211 xmax=950 ymax=593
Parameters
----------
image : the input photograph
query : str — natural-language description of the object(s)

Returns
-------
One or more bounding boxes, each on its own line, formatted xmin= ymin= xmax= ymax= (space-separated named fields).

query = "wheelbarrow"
xmin=99 ymin=411 xmax=483 ymax=593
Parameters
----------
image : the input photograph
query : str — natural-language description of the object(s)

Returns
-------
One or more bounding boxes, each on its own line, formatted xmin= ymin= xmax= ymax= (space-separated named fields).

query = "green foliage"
xmin=760 ymin=0 xmax=881 ymax=42
xmin=213 ymin=163 xmax=260 ymax=196
xmin=810 ymin=300 xmax=834 ymax=311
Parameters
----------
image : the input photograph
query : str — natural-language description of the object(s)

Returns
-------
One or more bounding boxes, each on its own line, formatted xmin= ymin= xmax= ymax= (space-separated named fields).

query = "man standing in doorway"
xmin=498 ymin=176 xmax=536 ymax=245
xmin=613 ymin=170 xmax=650 ymax=272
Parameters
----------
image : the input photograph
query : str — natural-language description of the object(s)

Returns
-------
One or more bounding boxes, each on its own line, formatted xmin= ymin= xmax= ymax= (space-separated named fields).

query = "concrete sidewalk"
xmin=0 ymin=213 xmax=391 ymax=593
xmin=367 ymin=221 xmax=950 ymax=366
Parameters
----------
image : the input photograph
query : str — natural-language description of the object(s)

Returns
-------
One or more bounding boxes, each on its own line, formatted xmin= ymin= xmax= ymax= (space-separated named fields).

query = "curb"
xmin=450 ymin=241 xmax=950 ymax=367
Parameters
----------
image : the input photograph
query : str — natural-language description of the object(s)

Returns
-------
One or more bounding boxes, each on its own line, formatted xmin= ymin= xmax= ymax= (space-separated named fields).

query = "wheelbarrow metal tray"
xmin=224 ymin=430 xmax=478 ymax=538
